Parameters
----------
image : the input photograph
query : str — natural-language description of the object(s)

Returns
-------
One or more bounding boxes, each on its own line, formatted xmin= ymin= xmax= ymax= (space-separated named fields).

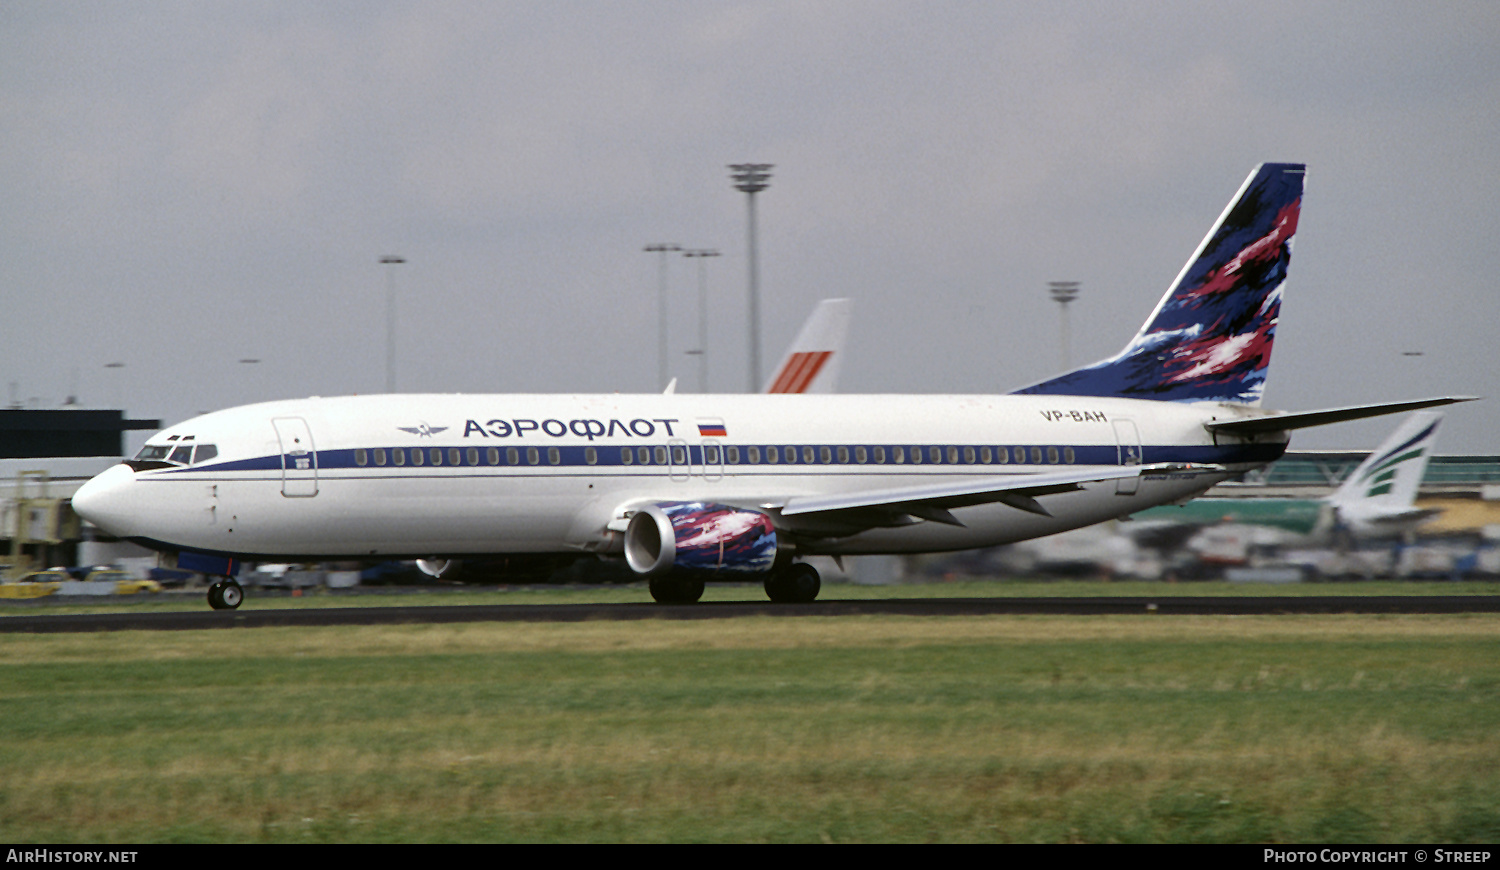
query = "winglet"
xmin=764 ymin=298 xmax=851 ymax=394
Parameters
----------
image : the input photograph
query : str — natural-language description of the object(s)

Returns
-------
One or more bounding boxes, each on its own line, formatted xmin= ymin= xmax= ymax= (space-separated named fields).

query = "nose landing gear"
xmin=207 ymin=578 xmax=244 ymax=610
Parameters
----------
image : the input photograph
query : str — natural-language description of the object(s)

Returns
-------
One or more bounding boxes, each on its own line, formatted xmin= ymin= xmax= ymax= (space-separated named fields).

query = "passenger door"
xmin=1112 ymin=418 xmax=1142 ymax=496
xmin=272 ymin=417 xmax=319 ymax=497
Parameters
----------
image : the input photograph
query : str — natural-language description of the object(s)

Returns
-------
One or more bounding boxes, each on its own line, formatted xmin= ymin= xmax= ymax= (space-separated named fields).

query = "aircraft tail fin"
xmin=764 ymin=298 xmax=851 ymax=394
xmin=1015 ymin=162 xmax=1306 ymax=405
xmin=1327 ymin=411 xmax=1442 ymax=514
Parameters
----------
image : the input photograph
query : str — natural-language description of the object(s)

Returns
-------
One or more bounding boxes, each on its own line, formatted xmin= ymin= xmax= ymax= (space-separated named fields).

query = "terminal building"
xmin=1 ymin=409 xmax=158 ymax=577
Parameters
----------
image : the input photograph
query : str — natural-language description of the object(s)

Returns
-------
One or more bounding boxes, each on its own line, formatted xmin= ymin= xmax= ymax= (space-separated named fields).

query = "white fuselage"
xmin=72 ymin=392 xmax=1286 ymax=562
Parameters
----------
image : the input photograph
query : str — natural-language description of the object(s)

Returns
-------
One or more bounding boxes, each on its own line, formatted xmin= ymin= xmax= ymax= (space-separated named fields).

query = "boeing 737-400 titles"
xmin=72 ymin=163 xmax=1471 ymax=608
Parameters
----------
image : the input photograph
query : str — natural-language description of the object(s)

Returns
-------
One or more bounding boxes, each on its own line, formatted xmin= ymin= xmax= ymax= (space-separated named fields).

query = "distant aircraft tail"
xmin=1015 ymin=162 xmax=1305 ymax=405
xmin=764 ymin=298 xmax=851 ymax=394
xmin=1327 ymin=411 xmax=1442 ymax=515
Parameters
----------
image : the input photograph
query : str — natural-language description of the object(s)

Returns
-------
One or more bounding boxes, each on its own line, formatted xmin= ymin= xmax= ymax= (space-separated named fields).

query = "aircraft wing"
xmin=1204 ymin=397 xmax=1476 ymax=435
xmin=773 ymin=462 xmax=1221 ymax=528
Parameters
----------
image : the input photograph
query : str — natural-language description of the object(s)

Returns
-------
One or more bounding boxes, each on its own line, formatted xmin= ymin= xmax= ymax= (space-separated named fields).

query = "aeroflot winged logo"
xmin=397 ymin=423 xmax=448 ymax=438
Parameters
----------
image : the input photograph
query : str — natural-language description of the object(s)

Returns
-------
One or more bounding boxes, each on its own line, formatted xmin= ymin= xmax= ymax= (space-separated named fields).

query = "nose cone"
xmin=72 ymin=464 xmax=140 ymax=537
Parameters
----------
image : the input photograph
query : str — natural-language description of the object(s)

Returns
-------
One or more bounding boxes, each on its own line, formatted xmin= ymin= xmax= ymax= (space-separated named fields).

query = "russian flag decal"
xmin=698 ymin=420 xmax=728 ymax=438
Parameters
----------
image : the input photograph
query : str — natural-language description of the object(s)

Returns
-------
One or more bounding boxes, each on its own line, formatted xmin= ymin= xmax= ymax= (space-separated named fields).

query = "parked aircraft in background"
xmin=1131 ymin=411 xmax=1446 ymax=545
xmin=763 ymin=298 xmax=850 ymax=394
xmin=72 ymin=163 xmax=1470 ymax=609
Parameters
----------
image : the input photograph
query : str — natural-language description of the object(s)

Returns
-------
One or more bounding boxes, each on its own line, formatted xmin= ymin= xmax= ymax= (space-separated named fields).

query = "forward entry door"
xmin=272 ymin=417 xmax=319 ymax=497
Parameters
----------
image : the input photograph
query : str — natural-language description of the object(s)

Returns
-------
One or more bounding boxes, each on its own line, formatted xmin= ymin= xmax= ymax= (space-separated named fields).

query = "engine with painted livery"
xmin=624 ymin=501 xmax=778 ymax=576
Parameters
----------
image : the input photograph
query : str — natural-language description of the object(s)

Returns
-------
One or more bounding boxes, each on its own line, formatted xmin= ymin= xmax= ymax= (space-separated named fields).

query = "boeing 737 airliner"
xmin=72 ymin=163 xmax=1470 ymax=608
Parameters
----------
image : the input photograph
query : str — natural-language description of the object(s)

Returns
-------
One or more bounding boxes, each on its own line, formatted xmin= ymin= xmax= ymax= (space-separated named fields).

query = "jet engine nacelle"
xmin=624 ymin=501 xmax=779 ymax=576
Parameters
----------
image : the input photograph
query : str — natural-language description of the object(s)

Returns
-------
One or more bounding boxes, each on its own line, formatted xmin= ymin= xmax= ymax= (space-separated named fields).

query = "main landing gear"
xmin=645 ymin=562 xmax=823 ymax=605
xmin=207 ymin=578 xmax=244 ymax=610
xmin=764 ymin=562 xmax=821 ymax=603
xmin=648 ymin=574 xmax=706 ymax=604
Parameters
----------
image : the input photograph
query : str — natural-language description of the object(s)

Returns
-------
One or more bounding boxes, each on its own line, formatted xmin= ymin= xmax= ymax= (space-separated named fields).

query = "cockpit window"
xmin=131 ymin=442 xmax=219 ymax=468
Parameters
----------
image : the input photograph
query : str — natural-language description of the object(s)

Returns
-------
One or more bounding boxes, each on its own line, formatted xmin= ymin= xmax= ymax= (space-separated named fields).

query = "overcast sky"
xmin=3 ymin=1 xmax=1497 ymax=454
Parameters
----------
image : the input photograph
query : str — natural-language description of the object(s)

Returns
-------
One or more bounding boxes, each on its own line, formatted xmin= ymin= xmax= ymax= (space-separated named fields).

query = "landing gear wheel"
xmin=648 ymin=574 xmax=705 ymax=604
xmin=207 ymin=579 xmax=244 ymax=610
xmin=765 ymin=563 xmax=821 ymax=603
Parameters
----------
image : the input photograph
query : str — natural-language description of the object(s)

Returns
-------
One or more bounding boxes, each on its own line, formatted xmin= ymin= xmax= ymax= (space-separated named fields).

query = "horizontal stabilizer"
xmin=1204 ymin=397 xmax=1476 ymax=435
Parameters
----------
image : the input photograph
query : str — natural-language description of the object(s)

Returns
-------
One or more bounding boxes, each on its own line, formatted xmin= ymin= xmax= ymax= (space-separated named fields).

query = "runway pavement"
xmin=3 ymin=595 xmax=1499 ymax=633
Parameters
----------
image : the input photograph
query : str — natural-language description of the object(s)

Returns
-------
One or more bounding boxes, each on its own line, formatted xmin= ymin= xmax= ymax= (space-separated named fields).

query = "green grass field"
xmin=2 ymin=609 xmax=1497 ymax=843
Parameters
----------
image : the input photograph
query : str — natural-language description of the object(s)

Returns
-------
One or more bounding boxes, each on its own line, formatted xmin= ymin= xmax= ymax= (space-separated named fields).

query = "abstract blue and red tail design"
xmin=1016 ymin=163 xmax=1305 ymax=405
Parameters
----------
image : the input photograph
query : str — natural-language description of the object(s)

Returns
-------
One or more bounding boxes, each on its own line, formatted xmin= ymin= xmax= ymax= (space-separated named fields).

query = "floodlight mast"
xmin=644 ymin=244 xmax=682 ymax=390
xmin=1048 ymin=281 xmax=1080 ymax=371
xmin=729 ymin=163 xmax=773 ymax=392
xmin=684 ymin=249 xmax=721 ymax=392
xmin=380 ymin=256 xmax=406 ymax=393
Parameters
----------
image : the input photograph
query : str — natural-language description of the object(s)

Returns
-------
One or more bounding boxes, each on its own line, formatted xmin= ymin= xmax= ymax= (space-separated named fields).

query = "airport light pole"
xmin=104 ymin=362 xmax=125 ymax=410
xmin=729 ymin=163 xmax=772 ymax=392
xmin=1048 ymin=281 xmax=1080 ymax=371
xmin=683 ymin=249 xmax=720 ymax=393
xmin=644 ymin=244 xmax=682 ymax=390
xmin=238 ymin=358 xmax=261 ymax=404
xmin=380 ymin=255 xmax=406 ymax=393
